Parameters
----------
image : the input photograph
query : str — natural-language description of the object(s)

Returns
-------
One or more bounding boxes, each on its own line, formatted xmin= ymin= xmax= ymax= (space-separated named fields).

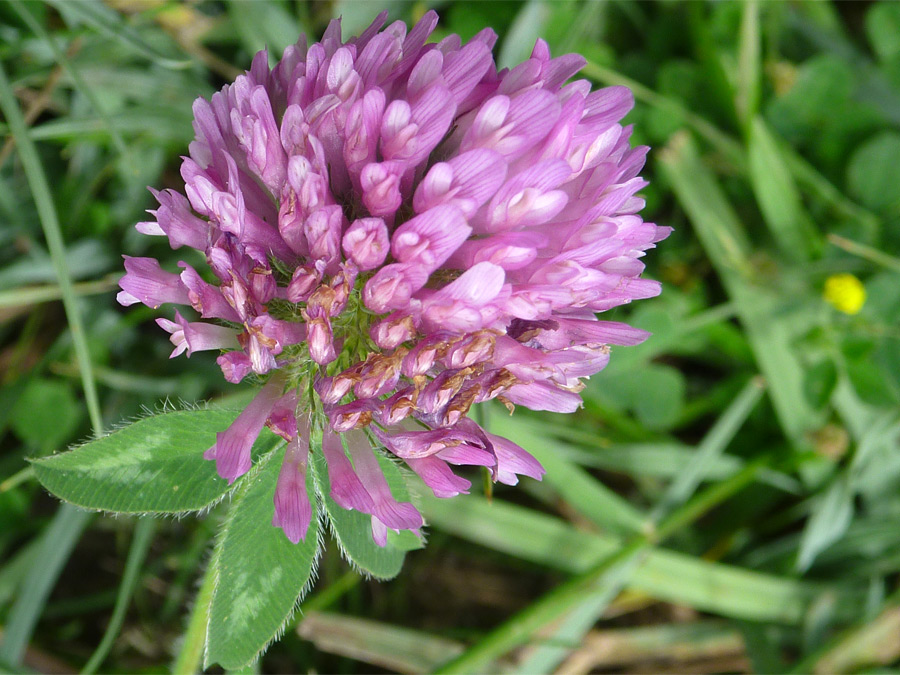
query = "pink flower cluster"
xmin=118 ymin=11 xmax=670 ymax=545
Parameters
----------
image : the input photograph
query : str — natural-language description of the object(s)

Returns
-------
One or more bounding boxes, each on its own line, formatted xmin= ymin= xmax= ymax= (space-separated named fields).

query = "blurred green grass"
xmin=3 ymin=1 xmax=900 ymax=673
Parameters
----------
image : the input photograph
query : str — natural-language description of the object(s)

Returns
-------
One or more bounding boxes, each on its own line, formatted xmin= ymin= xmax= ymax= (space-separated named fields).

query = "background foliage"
xmin=2 ymin=1 xmax=900 ymax=672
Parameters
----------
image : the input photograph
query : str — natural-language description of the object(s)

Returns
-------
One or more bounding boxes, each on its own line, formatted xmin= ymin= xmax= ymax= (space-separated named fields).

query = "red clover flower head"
xmin=118 ymin=11 xmax=670 ymax=546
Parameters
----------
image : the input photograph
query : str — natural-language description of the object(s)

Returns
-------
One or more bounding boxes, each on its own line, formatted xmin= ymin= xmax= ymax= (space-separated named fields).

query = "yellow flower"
xmin=823 ymin=273 xmax=866 ymax=315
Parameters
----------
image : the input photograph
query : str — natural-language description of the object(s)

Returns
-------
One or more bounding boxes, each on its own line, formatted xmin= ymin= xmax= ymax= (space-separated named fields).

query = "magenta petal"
xmin=505 ymin=381 xmax=583 ymax=413
xmin=135 ymin=219 xmax=165 ymax=238
xmin=321 ymin=427 xmax=376 ymax=514
xmin=155 ymin=317 xmax=187 ymax=358
xmin=162 ymin=310 xmax=238 ymax=357
xmin=342 ymin=217 xmax=389 ymax=270
xmin=371 ymin=516 xmax=389 ymax=547
xmin=178 ymin=263 xmax=240 ymax=322
xmin=405 ymin=456 xmax=471 ymax=498
xmin=442 ymin=40 xmax=493 ymax=105
xmin=267 ymin=388 xmax=299 ymax=441
xmin=150 ymin=188 xmax=210 ymax=250
xmin=583 ymin=86 xmax=635 ymax=129
xmin=217 ymin=351 xmax=252 ymax=384
xmin=362 ymin=262 xmax=428 ymax=313
xmin=305 ymin=205 xmax=344 ymax=267
xmin=360 ymin=161 xmax=404 ymax=217
xmin=373 ymin=426 xmax=481 ymax=460
xmin=346 ymin=431 xmax=422 ymax=532
xmin=205 ymin=377 xmax=284 ymax=483
xmin=541 ymin=53 xmax=587 ymax=91
xmin=370 ymin=311 xmax=416 ymax=350
xmin=272 ymin=427 xmax=313 ymax=544
xmin=436 ymin=444 xmax=494 ymax=466
xmin=430 ymin=263 xmax=506 ymax=314
xmin=118 ymin=256 xmax=190 ymax=309
xmin=391 ymin=204 xmax=471 ymax=271
xmin=123 ymin=11 xmax=670 ymax=545
xmin=306 ymin=313 xmax=337 ymax=365
xmin=413 ymin=149 xmax=507 ymax=217
xmin=546 ymin=319 xmax=650 ymax=349
xmin=485 ymin=432 xmax=545 ymax=485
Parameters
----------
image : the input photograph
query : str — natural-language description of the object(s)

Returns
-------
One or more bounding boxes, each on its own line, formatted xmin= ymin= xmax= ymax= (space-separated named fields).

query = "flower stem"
xmin=172 ymin=554 xmax=218 ymax=675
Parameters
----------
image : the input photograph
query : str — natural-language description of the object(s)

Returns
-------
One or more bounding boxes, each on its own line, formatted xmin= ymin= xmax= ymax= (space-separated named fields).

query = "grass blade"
xmin=226 ymin=0 xmax=304 ymax=59
xmin=10 ymin=0 xmax=130 ymax=162
xmin=0 ymin=542 xmax=41 ymax=609
xmin=44 ymin=0 xmax=190 ymax=70
xmin=0 ymin=277 xmax=118 ymax=309
xmin=658 ymin=131 xmax=822 ymax=443
xmin=582 ymin=60 xmax=745 ymax=168
xmin=297 ymin=612 xmax=464 ymax=674
xmin=0 ymin=50 xmax=106 ymax=668
xmin=432 ymin=461 xmax=765 ymax=673
xmin=583 ymin=60 xmax=881 ymax=235
xmin=557 ymin=621 xmax=745 ymax=673
xmin=512 ymin=596 xmax=617 ymax=674
xmin=828 ymin=233 xmax=900 ymax=273
xmin=485 ymin=411 xmax=647 ymax=536
xmin=651 ymin=376 xmax=765 ymax=519
xmin=420 ymin=487 xmax=837 ymax=626
xmin=0 ymin=506 xmax=91 ymax=664
xmin=82 ymin=517 xmax=157 ymax=674
xmin=171 ymin=549 xmax=218 ymax=675
xmin=748 ymin=117 xmax=820 ymax=261
xmin=796 ymin=475 xmax=854 ymax=573
xmin=736 ymin=0 xmax=761 ymax=129
xmin=498 ymin=1 xmax=549 ymax=70
xmin=0 ymin=50 xmax=102 ymax=435
xmin=790 ymin=592 xmax=900 ymax=674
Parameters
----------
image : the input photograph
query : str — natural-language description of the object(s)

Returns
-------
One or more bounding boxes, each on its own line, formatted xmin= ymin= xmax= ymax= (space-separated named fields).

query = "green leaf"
xmin=632 ymin=366 xmax=687 ymax=430
xmin=226 ymin=0 xmax=304 ymax=60
xmin=598 ymin=363 xmax=686 ymax=430
xmin=748 ymin=117 xmax=820 ymax=261
xmin=866 ymin=2 xmax=900 ymax=63
xmin=11 ymin=378 xmax=82 ymax=454
xmin=311 ymin=440 xmax=421 ymax=581
xmin=847 ymin=131 xmax=900 ymax=212
xmin=205 ymin=446 xmax=320 ymax=671
xmin=804 ymin=359 xmax=839 ymax=409
xmin=797 ymin=475 xmax=855 ymax=572
xmin=846 ymin=357 xmax=900 ymax=407
xmin=498 ymin=0 xmax=550 ymax=70
xmin=31 ymin=408 xmax=278 ymax=514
